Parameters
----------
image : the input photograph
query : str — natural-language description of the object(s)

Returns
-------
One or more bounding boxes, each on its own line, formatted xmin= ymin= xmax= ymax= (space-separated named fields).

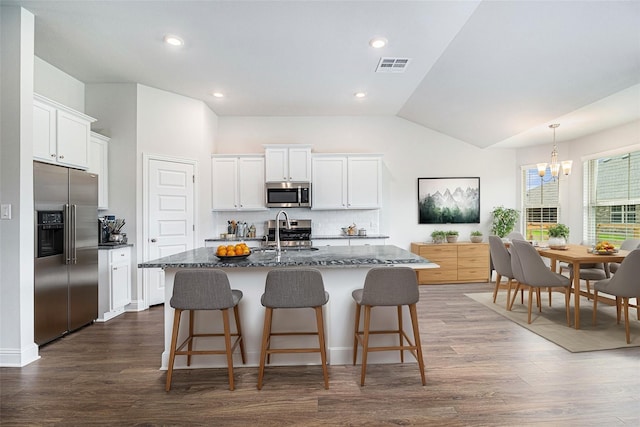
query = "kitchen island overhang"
xmin=139 ymin=245 xmax=437 ymax=370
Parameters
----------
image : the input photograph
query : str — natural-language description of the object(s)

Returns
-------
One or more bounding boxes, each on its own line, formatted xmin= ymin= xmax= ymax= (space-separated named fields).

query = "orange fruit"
xmin=235 ymin=247 xmax=244 ymax=256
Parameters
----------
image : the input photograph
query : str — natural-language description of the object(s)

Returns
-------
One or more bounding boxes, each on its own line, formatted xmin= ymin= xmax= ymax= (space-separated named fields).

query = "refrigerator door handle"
xmin=64 ymin=204 xmax=71 ymax=265
xmin=72 ymin=204 xmax=77 ymax=264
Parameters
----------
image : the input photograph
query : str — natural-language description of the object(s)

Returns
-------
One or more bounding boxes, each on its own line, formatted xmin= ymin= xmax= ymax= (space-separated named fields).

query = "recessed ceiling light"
xmin=354 ymin=92 xmax=367 ymax=98
xmin=163 ymin=34 xmax=184 ymax=46
xmin=212 ymin=92 xmax=225 ymax=98
xmin=369 ymin=37 xmax=388 ymax=49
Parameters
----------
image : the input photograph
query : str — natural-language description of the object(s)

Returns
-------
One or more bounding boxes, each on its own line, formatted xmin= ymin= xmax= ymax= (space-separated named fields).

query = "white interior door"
xmin=146 ymin=158 xmax=195 ymax=306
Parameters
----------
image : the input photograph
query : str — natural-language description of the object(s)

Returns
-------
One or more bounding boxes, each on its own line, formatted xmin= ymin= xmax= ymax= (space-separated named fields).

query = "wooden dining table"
xmin=537 ymin=244 xmax=629 ymax=329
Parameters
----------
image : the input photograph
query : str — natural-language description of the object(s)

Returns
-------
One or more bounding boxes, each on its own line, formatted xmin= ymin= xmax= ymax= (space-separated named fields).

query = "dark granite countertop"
xmin=203 ymin=235 xmax=389 ymax=242
xmin=98 ymin=243 xmax=134 ymax=250
xmin=138 ymin=245 xmax=430 ymax=269
xmin=312 ymin=234 xmax=389 ymax=240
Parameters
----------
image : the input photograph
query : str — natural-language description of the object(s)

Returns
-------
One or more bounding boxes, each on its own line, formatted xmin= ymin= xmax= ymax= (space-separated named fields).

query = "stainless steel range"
xmin=264 ymin=219 xmax=312 ymax=248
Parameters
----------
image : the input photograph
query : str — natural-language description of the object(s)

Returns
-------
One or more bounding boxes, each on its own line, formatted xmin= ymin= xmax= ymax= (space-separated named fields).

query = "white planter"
xmin=548 ymin=236 xmax=567 ymax=249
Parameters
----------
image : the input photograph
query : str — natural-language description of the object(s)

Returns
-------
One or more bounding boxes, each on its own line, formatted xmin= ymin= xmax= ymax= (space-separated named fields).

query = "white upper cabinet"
xmin=312 ymin=154 xmax=382 ymax=210
xmin=87 ymin=132 xmax=110 ymax=210
xmin=311 ymin=155 xmax=348 ymax=209
xmin=33 ymin=94 xmax=96 ymax=170
xmin=347 ymin=156 xmax=383 ymax=209
xmin=211 ymin=155 xmax=266 ymax=211
xmin=264 ymin=144 xmax=311 ymax=182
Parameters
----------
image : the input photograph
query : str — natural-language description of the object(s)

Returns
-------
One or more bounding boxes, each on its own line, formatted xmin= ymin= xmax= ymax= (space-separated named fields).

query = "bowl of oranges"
xmin=215 ymin=243 xmax=252 ymax=260
xmin=593 ymin=241 xmax=618 ymax=255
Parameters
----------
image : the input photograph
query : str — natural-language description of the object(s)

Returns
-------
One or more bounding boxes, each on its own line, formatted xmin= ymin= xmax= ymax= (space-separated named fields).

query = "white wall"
xmin=216 ymin=116 xmax=517 ymax=249
xmin=34 ymin=56 xmax=85 ymax=112
xmin=136 ymin=84 xmax=218 ymax=242
xmin=85 ymin=83 xmax=139 ymax=300
xmin=0 ymin=6 xmax=39 ymax=367
xmin=516 ymin=119 xmax=640 ymax=244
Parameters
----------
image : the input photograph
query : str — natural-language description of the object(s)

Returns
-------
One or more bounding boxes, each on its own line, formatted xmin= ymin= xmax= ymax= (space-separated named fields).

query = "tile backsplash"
xmin=211 ymin=209 xmax=380 ymax=238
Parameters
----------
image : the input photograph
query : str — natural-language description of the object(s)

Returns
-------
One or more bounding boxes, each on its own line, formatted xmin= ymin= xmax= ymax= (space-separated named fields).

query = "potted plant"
xmin=547 ymin=223 xmax=569 ymax=249
xmin=431 ymin=230 xmax=446 ymax=244
xmin=446 ymin=230 xmax=459 ymax=243
xmin=490 ymin=206 xmax=519 ymax=238
xmin=470 ymin=230 xmax=483 ymax=243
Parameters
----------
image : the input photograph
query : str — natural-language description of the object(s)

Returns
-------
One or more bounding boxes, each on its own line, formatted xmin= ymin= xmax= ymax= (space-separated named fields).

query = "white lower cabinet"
xmin=97 ymin=246 xmax=132 ymax=322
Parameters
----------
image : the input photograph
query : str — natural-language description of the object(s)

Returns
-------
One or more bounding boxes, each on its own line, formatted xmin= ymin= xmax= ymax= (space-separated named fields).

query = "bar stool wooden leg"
xmin=409 ymin=303 xmax=426 ymax=386
xmin=166 ymin=308 xmax=183 ymax=392
xmin=315 ymin=306 xmax=329 ymax=390
xmin=257 ymin=307 xmax=273 ymax=390
xmin=352 ymin=303 xmax=361 ymax=365
xmin=187 ymin=310 xmax=196 ymax=367
xmin=397 ymin=306 xmax=404 ymax=363
xmin=233 ymin=305 xmax=246 ymax=363
xmin=221 ymin=308 xmax=235 ymax=391
xmin=360 ymin=305 xmax=372 ymax=386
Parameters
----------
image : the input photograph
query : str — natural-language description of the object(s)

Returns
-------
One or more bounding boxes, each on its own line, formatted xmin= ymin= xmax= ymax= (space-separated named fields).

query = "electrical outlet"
xmin=1 ymin=204 xmax=11 ymax=220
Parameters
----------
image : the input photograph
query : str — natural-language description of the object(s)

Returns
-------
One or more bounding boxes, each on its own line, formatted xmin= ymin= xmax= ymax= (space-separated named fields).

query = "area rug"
xmin=466 ymin=292 xmax=640 ymax=352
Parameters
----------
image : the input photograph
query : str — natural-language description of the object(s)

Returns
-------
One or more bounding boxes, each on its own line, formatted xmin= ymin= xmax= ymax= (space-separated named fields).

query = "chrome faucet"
xmin=275 ymin=210 xmax=291 ymax=254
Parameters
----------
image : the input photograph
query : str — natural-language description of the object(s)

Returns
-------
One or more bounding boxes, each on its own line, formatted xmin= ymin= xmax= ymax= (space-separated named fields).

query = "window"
xmin=522 ymin=166 xmax=559 ymax=241
xmin=584 ymin=151 xmax=640 ymax=245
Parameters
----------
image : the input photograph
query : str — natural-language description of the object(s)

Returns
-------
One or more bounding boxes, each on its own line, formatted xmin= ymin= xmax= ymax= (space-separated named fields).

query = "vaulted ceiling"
xmin=6 ymin=0 xmax=640 ymax=148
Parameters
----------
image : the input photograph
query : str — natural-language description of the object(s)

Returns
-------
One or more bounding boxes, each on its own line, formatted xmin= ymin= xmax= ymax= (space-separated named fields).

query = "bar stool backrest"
xmin=262 ymin=268 xmax=327 ymax=308
xmin=171 ymin=269 xmax=236 ymax=310
xmin=360 ymin=267 xmax=419 ymax=306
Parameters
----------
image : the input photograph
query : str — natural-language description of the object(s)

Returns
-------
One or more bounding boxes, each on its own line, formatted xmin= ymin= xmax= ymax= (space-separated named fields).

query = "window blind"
xmin=522 ymin=166 xmax=559 ymax=241
xmin=584 ymin=151 xmax=640 ymax=245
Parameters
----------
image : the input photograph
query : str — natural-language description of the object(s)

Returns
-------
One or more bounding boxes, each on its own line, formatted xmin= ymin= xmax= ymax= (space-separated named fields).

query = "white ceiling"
xmin=6 ymin=0 xmax=640 ymax=148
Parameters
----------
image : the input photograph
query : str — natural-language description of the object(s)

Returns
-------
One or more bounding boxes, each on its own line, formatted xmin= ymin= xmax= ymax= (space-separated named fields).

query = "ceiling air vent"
xmin=375 ymin=57 xmax=411 ymax=73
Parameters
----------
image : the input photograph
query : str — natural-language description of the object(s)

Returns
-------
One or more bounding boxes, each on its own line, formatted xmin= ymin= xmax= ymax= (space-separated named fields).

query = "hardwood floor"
xmin=2 ymin=283 xmax=639 ymax=426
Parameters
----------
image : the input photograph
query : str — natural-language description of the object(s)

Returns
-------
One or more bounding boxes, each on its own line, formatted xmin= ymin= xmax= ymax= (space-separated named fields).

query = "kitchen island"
xmin=139 ymin=245 xmax=435 ymax=369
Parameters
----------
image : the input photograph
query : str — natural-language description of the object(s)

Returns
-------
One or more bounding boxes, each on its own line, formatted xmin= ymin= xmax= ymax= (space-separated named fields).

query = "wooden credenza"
xmin=410 ymin=242 xmax=490 ymax=284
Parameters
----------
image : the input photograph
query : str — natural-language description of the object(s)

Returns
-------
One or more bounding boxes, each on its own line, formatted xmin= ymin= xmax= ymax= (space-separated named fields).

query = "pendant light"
xmin=536 ymin=123 xmax=572 ymax=178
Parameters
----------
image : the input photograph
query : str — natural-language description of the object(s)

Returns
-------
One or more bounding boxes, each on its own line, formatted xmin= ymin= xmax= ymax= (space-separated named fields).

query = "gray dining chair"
xmin=257 ymin=268 xmax=330 ymax=390
xmin=507 ymin=231 xmax=526 ymax=241
xmin=352 ymin=267 xmax=426 ymax=386
xmin=509 ymin=240 xmax=571 ymax=325
xmin=489 ymin=235 xmax=516 ymax=309
xmin=593 ymin=249 xmax=640 ymax=344
xmin=609 ymin=239 xmax=640 ymax=274
xmin=166 ymin=269 xmax=246 ymax=391
xmin=560 ymin=241 xmax=610 ymax=300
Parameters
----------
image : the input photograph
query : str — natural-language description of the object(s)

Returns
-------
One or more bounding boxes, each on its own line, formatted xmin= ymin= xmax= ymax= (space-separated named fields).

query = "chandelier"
xmin=537 ymin=123 xmax=572 ymax=178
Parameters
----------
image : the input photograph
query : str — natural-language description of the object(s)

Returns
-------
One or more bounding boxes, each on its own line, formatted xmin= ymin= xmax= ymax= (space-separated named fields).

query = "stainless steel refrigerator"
xmin=34 ymin=161 xmax=98 ymax=345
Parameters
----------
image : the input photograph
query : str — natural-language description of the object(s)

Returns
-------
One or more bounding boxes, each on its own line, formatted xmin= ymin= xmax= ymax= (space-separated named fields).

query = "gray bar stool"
xmin=352 ymin=267 xmax=426 ymax=386
xmin=257 ymin=268 xmax=330 ymax=390
xmin=166 ymin=269 xmax=246 ymax=391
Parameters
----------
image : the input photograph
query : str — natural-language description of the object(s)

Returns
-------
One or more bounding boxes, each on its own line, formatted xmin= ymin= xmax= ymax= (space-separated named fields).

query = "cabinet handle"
xmin=151 ymin=238 xmax=157 ymax=242
xmin=50 ymin=153 xmax=56 ymax=158
xmin=120 ymin=253 xmax=125 ymax=257
xmin=59 ymin=155 xmax=65 ymax=159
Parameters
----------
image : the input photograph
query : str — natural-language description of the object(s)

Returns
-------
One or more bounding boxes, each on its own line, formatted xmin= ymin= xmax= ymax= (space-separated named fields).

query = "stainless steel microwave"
xmin=265 ymin=182 xmax=311 ymax=208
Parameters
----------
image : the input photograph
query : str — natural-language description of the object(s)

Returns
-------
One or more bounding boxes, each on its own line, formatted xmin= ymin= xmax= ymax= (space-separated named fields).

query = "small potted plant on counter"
xmin=470 ymin=230 xmax=483 ymax=243
xmin=431 ymin=230 xmax=446 ymax=244
xmin=446 ymin=230 xmax=459 ymax=243
xmin=547 ymin=223 xmax=569 ymax=249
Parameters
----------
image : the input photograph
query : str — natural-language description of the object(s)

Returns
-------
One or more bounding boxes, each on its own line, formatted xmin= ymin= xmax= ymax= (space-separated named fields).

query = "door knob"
xmin=151 ymin=238 xmax=157 ymax=242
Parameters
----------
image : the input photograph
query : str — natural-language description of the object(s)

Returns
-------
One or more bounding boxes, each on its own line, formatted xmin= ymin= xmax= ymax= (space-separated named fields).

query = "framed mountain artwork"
xmin=418 ymin=177 xmax=480 ymax=224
